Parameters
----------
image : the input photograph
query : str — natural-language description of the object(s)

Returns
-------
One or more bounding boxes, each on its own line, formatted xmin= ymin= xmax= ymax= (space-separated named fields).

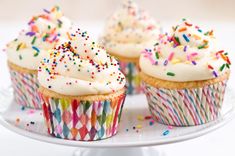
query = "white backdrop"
xmin=0 ymin=0 xmax=235 ymax=22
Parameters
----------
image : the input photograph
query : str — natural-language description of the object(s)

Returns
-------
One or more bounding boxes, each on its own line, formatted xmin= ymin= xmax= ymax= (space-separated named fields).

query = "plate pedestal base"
xmin=73 ymin=147 xmax=163 ymax=156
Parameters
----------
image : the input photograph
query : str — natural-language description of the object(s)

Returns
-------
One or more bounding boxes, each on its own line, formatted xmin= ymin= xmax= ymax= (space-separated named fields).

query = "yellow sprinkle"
xmin=136 ymin=124 xmax=142 ymax=129
xmin=171 ymin=59 xmax=181 ymax=64
xmin=185 ymin=61 xmax=191 ymax=64
xmin=18 ymin=42 xmax=27 ymax=50
xmin=193 ymin=34 xmax=201 ymax=40
xmin=178 ymin=45 xmax=184 ymax=50
xmin=137 ymin=115 xmax=144 ymax=121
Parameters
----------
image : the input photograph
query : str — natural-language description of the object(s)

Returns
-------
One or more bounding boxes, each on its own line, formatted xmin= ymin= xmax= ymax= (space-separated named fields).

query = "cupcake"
xmin=38 ymin=28 xmax=126 ymax=141
xmin=140 ymin=19 xmax=231 ymax=126
xmin=6 ymin=6 xmax=72 ymax=109
xmin=99 ymin=0 xmax=161 ymax=94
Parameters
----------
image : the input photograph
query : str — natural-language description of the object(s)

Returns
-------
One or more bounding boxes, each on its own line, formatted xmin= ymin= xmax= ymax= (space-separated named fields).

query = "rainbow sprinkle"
xmin=142 ymin=18 xmax=231 ymax=79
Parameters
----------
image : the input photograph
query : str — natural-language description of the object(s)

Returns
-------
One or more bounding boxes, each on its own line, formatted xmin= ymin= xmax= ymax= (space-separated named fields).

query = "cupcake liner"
xmin=39 ymin=92 xmax=126 ymax=141
xmin=9 ymin=68 xmax=41 ymax=109
xmin=119 ymin=60 xmax=143 ymax=94
xmin=143 ymin=80 xmax=227 ymax=126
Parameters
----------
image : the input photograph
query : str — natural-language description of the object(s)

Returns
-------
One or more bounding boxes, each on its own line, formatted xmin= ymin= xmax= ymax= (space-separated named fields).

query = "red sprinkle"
xmin=208 ymin=64 xmax=214 ymax=70
xmin=145 ymin=116 xmax=152 ymax=120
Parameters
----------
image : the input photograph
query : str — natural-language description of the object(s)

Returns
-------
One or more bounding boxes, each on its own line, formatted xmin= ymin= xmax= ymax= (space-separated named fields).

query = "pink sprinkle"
xmin=168 ymin=125 xmax=173 ymax=129
xmin=191 ymin=52 xmax=198 ymax=57
xmin=187 ymin=55 xmax=191 ymax=61
xmin=168 ymin=52 xmax=175 ymax=61
xmin=27 ymin=109 xmax=35 ymax=115
xmin=144 ymin=54 xmax=155 ymax=65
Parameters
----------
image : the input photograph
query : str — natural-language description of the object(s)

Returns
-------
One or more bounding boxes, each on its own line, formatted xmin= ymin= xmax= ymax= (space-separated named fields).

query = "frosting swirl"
xmin=38 ymin=28 xmax=126 ymax=96
xmin=140 ymin=19 xmax=231 ymax=82
xmin=6 ymin=6 xmax=72 ymax=70
xmin=100 ymin=0 xmax=161 ymax=58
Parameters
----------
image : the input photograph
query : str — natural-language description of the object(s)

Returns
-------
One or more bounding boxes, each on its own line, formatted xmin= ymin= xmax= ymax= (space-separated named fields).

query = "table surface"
xmin=0 ymin=20 xmax=235 ymax=156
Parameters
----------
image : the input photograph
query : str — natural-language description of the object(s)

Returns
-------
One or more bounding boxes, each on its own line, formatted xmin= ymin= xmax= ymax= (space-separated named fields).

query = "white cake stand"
xmin=0 ymin=87 xmax=234 ymax=156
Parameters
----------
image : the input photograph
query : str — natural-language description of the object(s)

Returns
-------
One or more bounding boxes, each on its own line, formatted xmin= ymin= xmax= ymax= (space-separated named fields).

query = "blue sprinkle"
xmin=32 ymin=46 xmax=40 ymax=53
xmin=183 ymin=34 xmax=190 ymax=42
xmin=149 ymin=121 xmax=154 ymax=126
xmin=163 ymin=130 xmax=170 ymax=136
xmin=21 ymin=106 xmax=25 ymax=111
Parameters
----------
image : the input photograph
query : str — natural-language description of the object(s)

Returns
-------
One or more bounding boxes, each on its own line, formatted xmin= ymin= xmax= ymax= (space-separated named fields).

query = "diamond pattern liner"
xmin=39 ymin=92 xmax=126 ymax=141
xmin=119 ymin=61 xmax=143 ymax=95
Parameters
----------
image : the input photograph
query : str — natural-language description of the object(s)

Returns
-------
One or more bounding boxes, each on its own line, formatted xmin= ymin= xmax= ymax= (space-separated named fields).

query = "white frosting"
xmin=6 ymin=6 xmax=72 ymax=70
xmin=140 ymin=19 xmax=231 ymax=82
xmin=38 ymin=28 xmax=126 ymax=96
xmin=100 ymin=0 xmax=160 ymax=58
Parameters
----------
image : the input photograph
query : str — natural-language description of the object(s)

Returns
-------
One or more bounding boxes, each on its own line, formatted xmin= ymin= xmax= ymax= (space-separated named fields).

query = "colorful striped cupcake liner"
xmin=119 ymin=60 xmax=143 ymax=95
xmin=143 ymin=80 xmax=227 ymax=126
xmin=39 ymin=92 xmax=126 ymax=141
xmin=9 ymin=69 xmax=41 ymax=109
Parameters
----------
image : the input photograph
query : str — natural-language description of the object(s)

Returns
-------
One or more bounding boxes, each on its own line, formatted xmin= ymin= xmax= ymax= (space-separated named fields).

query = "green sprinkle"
xmin=220 ymin=64 xmax=225 ymax=71
xmin=43 ymin=34 xmax=49 ymax=41
xmin=118 ymin=22 xmax=123 ymax=30
xmin=167 ymin=72 xmax=175 ymax=76
xmin=31 ymin=36 xmax=36 ymax=45
xmin=226 ymin=63 xmax=230 ymax=69
xmin=224 ymin=52 xmax=228 ymax=55
xmin=175 ymin=37 xmax=181 ymax=45
xmin=198 ymin=43 xmax=208 ymax=49
xmin=48 ymin=25 xmax=51 ymax=29
xmin=155 ymin=52 xmax=159 ymax=59
xmin=198 ymin=45 xmax=204 ymax=49
xmin=34 ymin=52 xmax=39 ymax=57
xmin=16 ymin=44 xmax=21 ymax=51
xmin=58 ymin=22 xmax=62 ymax=28
xmin=19 ymin=55 xmax=22 ymax=60
xmin=154 ymin=42 xmax=159 ymax=46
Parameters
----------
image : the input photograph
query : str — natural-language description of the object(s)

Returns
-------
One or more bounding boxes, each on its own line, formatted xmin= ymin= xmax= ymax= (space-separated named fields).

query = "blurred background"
xmin=0 ymin=0 xmax=235 ymax=156
xmin=1 ymin=0 xmax=235 ymax=22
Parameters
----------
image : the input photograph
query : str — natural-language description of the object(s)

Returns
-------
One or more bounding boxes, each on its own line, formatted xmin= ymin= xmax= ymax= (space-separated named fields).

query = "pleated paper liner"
xmin=140 ymin=72 xmax=229 ymax=126
xmin=39 ymin=87 xmax=126 ymax=141
xmin=8 ymin=61 xmax=41 ymax=109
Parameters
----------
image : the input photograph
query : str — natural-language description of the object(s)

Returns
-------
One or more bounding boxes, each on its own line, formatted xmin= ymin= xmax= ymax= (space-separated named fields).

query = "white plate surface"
xmin=0 ymin=87 xmax=234 ymax=148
